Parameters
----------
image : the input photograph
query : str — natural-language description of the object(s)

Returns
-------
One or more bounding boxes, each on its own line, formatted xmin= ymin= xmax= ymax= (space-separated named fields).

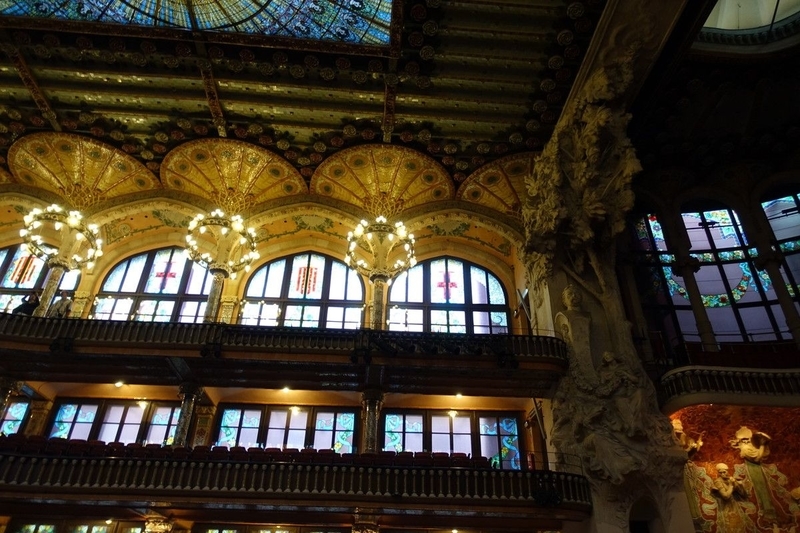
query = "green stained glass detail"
xmin=0 ymin=0 xmax=394 ymax=45
xmin=664 ymin=262 xmax=772 ymax=307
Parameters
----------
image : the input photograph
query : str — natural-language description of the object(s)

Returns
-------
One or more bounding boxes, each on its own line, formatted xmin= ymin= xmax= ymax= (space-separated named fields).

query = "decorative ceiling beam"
xmin=382 ymin=83 xmax=397 ymax=143
xmin=0 ymin=43 xmax=61 ymax=132
xmin=198 ymin=62 xmax=227 ymax=138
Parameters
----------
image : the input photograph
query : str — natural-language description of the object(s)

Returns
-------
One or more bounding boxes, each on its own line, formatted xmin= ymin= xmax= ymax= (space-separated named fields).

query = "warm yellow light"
xmin=114 ymin=381 xmax=124 ymax=388
xmin=137 ymin=400 xmax=148 ymax=410
xmin=282 ymin=387 xmax=291 ymax=393
xmin=456 ymin=393 xmax=463 ymax=398
xmin=448 ymin=410 xmax=458 ymax=418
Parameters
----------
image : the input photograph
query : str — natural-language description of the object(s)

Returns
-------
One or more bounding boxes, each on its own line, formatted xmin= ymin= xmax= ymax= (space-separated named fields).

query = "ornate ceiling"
xmin=0 ymin=0 xmax=605 ymax=220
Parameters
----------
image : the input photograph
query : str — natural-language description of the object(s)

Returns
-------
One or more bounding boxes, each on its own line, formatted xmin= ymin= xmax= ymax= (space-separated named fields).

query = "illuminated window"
xmin=381 ymin=410 xmax=522 ymax=469
xmin=13 ymin=525 xmax=55 ymax=533
xmin=388 ymin=257 xmax=509 ymax=334
xmin=49 ymin=400 xmax=180 ymax=444
xmin=240 ymin=253 xmax=364 ymax=329
xmin=93 ymin=247 xmax=211 ymax=322
xmin=0 ymin=400 xmax=30 ymax=435
xmin=215 ymin=406 xmax=356 ymax=452
xmin=0 ymin=244 xmax=79 ymax=313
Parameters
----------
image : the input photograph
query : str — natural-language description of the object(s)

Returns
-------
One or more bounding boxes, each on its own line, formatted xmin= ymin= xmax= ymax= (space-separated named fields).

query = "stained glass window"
xmin=631 ymin=208 xmax=790 ymax=352
xmin=0 ymin=244 xmax=79 ymax=314
xmin=388 ymin=257 xmax=509 ymax=334
xmin=48 ymin=400 xmax=180 ymax=443
xmin=383 ymin=413 xmax=423 ymax=453
xmin=240 ymin=253 xmax=364 ymax=329
xmin=14 ymin=525 xmax=56 ymax=533
xmin=762 ymin=193 xmax=800 ymax=299
xmin=479 ymin=415 xmax=520 ymax=470
xmin=94 ymin=247 xmax=211 ymax=322
xmin=214 ymin=405 xmax=358 ymax=451
xmin=146 ymin=405 xmax=181 ymax=446
xmin=381 ymin=410 xmax=522 ymax=469
xmin=0 ymin=0 xmax=394 ymax=46
xmin=0 ymin=400 xmax=29 ymax=435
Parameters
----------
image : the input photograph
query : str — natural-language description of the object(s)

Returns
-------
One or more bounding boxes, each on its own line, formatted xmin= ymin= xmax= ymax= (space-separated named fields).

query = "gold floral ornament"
xmin=20 ymin=204 xmax=103 ymax=271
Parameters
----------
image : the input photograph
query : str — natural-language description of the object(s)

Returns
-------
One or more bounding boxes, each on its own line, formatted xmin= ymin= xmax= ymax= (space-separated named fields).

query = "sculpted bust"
xmin=561 ymin=283 xmax=583 ymax=311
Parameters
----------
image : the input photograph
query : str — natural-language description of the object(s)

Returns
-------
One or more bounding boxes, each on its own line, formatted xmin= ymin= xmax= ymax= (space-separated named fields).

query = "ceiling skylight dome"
xmin=698 ymin=0 xmax=800 ymax=48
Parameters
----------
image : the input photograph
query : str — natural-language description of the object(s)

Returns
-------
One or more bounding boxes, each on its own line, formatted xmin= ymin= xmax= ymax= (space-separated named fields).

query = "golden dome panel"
xmin=457 ymin=153 xmax=533 ymax=215
xmin=161 ymin=139 xmax=307 ymax=209
xmin=311 ymin=145 xmax=453 ymax=215
xmin=7 ymin=133 xmax=157 ymax=208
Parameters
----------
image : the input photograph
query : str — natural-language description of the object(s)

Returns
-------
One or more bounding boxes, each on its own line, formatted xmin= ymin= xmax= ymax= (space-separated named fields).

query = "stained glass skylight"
xmin=0 ymin=0 xmax=394 ymax=45
xmin=703 ymin=0 xmax=800 ymax=31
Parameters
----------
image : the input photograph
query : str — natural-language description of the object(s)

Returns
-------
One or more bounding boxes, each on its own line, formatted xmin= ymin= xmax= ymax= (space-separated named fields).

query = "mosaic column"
xmin=33 ymin=260 xmax=68 ymax=317
xmin=203 ymin=270 xmax=227 ymax=323
xmin=144 ymin=518 xmax=173 ymax=533
xmin=352 ymin=510 xmax=379 ymax=533
xmin=370 ymin=278 xmax=387 ymax=330
xmin=360 ymin=389 xmax=384 ymax=453
xmin=72 ymin=290 xmax=91 ymax=318
xmin=192 ymin=405 xmax=217 ymax=447
xmin=173 ymin=382 xmax=204 ymax=447
xmin=0 ymin=378 xmax=22 ymax=421
xmin=23 ymin=399 xmax=53 ymax=437
xmin=219 ymin=295 xmax=239 ymax=324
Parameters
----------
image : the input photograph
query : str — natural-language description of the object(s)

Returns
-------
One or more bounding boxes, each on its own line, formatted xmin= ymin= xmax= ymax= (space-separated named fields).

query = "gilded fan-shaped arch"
xmin=311 ymin=145 xmax=453 ymax=215
xmin=161 ymin=138 xmax=307 ymax=210
xmin=457 ymin=153 xmax=533 ymax=216
xmin=7 ymin=132 xmax=157 ymax=209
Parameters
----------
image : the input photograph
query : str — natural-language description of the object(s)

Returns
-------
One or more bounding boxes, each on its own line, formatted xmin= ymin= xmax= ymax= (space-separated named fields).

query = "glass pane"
xmin=246 ymin=267 xmax=267 ymax=298
xmin=346 ymin=268 xmax=363 ymax=300
xmin=431 ymin=433 xmax=450 ymax=453
xmin=431 ymin=416 xmax=450 ymax=432
xmin=388 ymin=307 xmax=423 ymax=331
xmin=452 ymin=434 xmax=471 ymax=454
xmin=389 ymin=270 xmax=408 ymax=302
xmin=329 ymin=262 xmax=347 ymax=300
xmin=286 ymin=429 xmax=305 ymax=449
xmin=2 ymin=249 xmax=44 ymax=289
xmin=185 ymin=262 xmax=211 ymax=295
xmin=269 ymin=410 xmax=288 ymax=428
xmin=470 ymin=266 xmax=488 ymax=303
xmin=762 ymin=195 xmax=799 ymax=240
xmin=59 ymin=269 xmax=80 ymax=291
xmin=430 ymin=259 xmax=465 ymax=304
xmin=265 ymin=260 xmax=287 ymax=298
xmin=288 ymin=255 xmax=312 ymax=299
xmin=104 ymin=405 xmax=125 ymax=424
xmin=407 ymin=265 xmax=423 ymax=303
xmin=120 ymin=254 xmax=147 ymax=292
xmin=1 ymin=401 xmax=29 ymax=435
xmin=487 ymin=274 xmax=506 ymax=305
xmin=146 ymin=249 xmax=186 ymax=294
xmin=289 ymin=410 xmax=308 ymax=429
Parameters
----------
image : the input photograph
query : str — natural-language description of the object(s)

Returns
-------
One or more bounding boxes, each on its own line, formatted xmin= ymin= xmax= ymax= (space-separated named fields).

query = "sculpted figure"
xmin=561 ymin=283 xmax=583 ymax=311
xmin=596 ymin=351 xmax=646 ymax=438
xmin=671 ymin=418 xmax=703 ymax=456
xmin=712 ymin=463 xmax=746 ymax=501
xmin=730 ymin=426 xmax=770 ymax=464
xmin=711 ymin=463 xmax=754 ymax=533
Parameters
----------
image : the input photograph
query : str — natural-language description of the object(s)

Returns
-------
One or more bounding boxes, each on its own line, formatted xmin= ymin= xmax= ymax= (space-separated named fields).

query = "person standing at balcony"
xmin=11 ymin=290 xmax=40 ymax=315
xmin=46 ymin=291 xmax=72 ymax=318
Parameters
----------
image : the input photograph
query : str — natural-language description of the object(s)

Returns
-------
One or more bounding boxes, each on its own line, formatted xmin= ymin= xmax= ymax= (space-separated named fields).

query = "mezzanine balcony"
xmin=0 ymin=313 xmax=568 ymax=397
xmin=0 ymin=435 xmax=592 ymax=530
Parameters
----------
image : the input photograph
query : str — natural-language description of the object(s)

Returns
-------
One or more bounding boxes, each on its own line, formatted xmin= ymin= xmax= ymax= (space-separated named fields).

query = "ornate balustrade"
xmin=0 ymin=451 xmax=592 ymax=510
xmin=659 ymin=366 xmax=800 ymax=411
xmin=0 ymin=313 xmax=568 ymax=362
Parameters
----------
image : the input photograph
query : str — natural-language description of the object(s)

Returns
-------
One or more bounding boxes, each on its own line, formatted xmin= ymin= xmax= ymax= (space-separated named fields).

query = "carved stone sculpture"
xmin=671 ymin=418 xmax=703 ymax=456
xmin=730 ymin=426 xmax=770 ymax=464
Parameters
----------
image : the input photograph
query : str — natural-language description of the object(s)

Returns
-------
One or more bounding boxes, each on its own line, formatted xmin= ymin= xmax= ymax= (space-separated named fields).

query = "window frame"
xmin=93 ymin=247 xmax=212 ymax=323
xmin=239 ymin=252 xmax=365 ymax=329
xmin=380 ymin=409 xmax=524 ymax=469
xmin=387 ymin=256 xmax=510 ymax=334
xmin=1 ymin=398 xmax=30 ymax=436
xmin=47 ymin=399 xmax=182 ymax=444
xmin=214 ymin=404 xmax=359 ymax=452
xmin=0 ymin=244 xmax=80 ymax=314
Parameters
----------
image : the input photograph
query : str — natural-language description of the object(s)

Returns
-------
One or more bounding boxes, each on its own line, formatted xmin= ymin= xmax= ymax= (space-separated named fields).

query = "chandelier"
xmin=185 ymin=209 xmax=259 ymax=279
xmin=19 ymin=204 xmax=103 ymax=270
xmin=344 ymin=216 xmax=416 ymax=283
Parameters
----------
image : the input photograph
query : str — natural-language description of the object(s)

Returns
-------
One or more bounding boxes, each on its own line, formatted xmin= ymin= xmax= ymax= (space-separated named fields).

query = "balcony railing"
xmin=659 ymin=366 xmax=800 ymax=410
xmin=0 ymin=314 xmax=568 ymax=363
xmin=0 ymin=451 xmax=592 ymax=510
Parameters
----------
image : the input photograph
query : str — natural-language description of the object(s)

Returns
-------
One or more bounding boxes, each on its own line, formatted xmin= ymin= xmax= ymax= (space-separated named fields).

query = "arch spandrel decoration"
xmin=161 ymin=139 xmax=307 ymax=208
xmin=457 ymin=153 xmax=533 ymax=216
xmin=7 ymin=133 xmax=158 ymax=208
xmin=311 ymin=145 xmax=454 ymax=214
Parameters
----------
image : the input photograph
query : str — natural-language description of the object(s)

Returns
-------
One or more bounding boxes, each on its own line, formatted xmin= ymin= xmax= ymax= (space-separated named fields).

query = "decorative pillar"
xmin=191 ymin=405 xmax=217 ymax=447
xmin=352 ymin=509 xmax=379 ymax=533
xmin=72 ymin=290 xmax=91 ymax=318
xmin=173 ymin=382 xmax=204 ymax=447
xmin=753 ymin=245 xmax=800 ymax=345
xmin=219 ymin=295 xmax=239 ymax=324
xmin=23 ymin=399 xmax=53 ymax=437
xmin=673 ymin=254 xmax=718 ymax=352
xmin=0 ymin=378 xmax=22 ymax=420
xmin=370 ymin=278 xmax=387 ymax=330
xmin=33 ymin=260 xmax=69 ymax=317
xmin=203 ymin=270 xmax=227 ymax=323
xmin=360 ymin=389 xmax=384 ymax=453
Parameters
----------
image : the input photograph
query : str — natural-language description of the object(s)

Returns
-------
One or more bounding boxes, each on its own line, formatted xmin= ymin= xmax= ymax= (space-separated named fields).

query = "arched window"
xmin=239 ymin=252 xmax=364 ymax=329
xmin=93 ymin=247 xmax=211 ymax=322
xmin=633 ymin=208 xmax=788 ymax=346
xmin=387 ymin=257 xmax=509 ymax=334
xmin=0 ymin=244 xmax=79 ymax=313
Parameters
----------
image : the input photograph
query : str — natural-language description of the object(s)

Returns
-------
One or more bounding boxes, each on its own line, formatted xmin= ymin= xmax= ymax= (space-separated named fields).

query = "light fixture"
xmin=137 ymin=400 xmax=148 ymax=410
xmin=456 ymin=393 xmax=463 ymax=398
xmin=344 ymin=215 xmax=416 ymax=285
xmin=186 ymin=209 xmax=259 ymax=280
xmin=114 ymin=381 xmax=124 ymax=388
xmin=448 ymin=410 xmax=458 ymax=418
xmin=20 ymin=204 xmax=103 ymax=270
